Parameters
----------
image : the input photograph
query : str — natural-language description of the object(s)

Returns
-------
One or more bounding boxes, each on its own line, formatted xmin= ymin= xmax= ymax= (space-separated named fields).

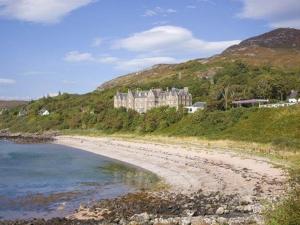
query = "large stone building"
xmin=114 ymin=87 xmax=192 ymax=113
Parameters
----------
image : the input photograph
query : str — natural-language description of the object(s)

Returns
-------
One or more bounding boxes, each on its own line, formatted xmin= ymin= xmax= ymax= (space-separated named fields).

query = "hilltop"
xmin=0 ymin=100 xmax=27 ymax=109
xmin=99 ymin=28 xmax=300 ymax=90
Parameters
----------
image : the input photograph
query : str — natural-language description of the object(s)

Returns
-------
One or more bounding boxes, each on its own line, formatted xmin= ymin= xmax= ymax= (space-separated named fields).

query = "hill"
xmin=98 ymin=28 xmax=300 ymax=90
xmin=0 ymin=100 xmax=27 ymax=109
xmin=1 ymin=28 xmax=300 ymax=142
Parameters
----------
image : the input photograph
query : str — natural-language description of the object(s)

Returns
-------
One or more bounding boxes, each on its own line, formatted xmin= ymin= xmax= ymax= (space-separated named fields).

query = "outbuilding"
xmin=185 ymin=102 xmax=207 ymax=113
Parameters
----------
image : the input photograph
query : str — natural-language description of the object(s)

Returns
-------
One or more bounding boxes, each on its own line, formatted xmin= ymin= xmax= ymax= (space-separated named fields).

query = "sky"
xmin=0 ymin=0 xmax=300 ymax=100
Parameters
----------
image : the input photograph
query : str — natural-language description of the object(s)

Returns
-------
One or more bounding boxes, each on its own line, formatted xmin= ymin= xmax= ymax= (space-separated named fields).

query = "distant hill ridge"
xmin=98 ymin=28 xmax=300 ymax=90
xmin=0 ymin=100 xmax=27 ymax=109
xmin=225 ymin=28 xmax=300 ymax=52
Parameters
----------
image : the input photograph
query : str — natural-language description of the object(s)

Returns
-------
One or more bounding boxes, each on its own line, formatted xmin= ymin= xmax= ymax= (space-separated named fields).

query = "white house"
xmin=288 ymin=90 xmax=298 ymax=103
xmin=288 ymin=98 xmax=298 ymax=103
xmin=18 ymin=109 xmax=27 ymax=117
xmin=185 ymin=102 xmax=207 ymax=113
xmin=39 ymin=109 xmax=50 ymax=116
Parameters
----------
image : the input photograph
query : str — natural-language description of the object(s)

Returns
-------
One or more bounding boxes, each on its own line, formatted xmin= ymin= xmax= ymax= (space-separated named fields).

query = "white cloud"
xmin=152 ymin=21 xmax=169 ymax=26
xmin=98 ymin=56 xmax=119 ymax=64
xmin=92 ymin=37 xmax=103 ymax=47
xmin=197 ymin=0 xmax=216 ymax=5
xmin=63 ymin=49 xmax=176 ymax=71
xmin=115 ymin=57 xmax=177 ymax=71
xmin=186 ymin=5 xmax=197 ymax=9
xmin=238 ymin=0 xmax=300 ymax=28
xmin=113 ymin=26 xmax=240 ymax=56
xmin=0 ymin=0 xmax=94 ymax=24
xmin=48 ymin=92 xmax=59 ymax=97
xmin=64 ymin=51 xmax=94 ymax=62
xmin=64 ymin=51 xmax=119 ymax=64
xmin=143 ymin=7 xmax=177 ymax=17
xmin=0 ymin=78 xmax=16 ymax=85
xmin=65 ymin=26 xmax=240 ymax=72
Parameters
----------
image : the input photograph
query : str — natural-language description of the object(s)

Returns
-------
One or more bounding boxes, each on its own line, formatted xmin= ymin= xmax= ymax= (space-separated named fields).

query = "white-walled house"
xmin=185 ymin=102 xmax=207 ymax=113
xmin=39 ymin=109 xmax=50 ymax=116
xmin=288 ymin=98 xmax=298 ymax=103
xmin=288 ymin=90 xmax=298 ymax=103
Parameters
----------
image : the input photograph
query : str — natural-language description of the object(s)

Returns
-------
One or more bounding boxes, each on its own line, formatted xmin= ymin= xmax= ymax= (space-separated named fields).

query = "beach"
xmin=55 ymin=135 xmax=287 ymax=198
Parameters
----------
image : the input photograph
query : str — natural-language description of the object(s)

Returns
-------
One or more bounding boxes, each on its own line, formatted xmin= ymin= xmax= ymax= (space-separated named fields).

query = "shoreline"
xmin=0 ymin=130 xmax=54 ymax=144
xmin=0 ymin=134 xmax=290 ymax=224
xmin=55 ymin=135 xmax=287 ymax=196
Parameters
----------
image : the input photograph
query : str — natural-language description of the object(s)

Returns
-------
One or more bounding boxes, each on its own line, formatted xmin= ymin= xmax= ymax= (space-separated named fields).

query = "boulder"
xmin=215 ymin=207 xmax=225 ymax=215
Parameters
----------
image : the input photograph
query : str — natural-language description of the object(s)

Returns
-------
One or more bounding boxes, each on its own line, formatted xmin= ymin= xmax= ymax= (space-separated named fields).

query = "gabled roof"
xmin=289 ymin=90 xmax=298 ymax=99
xmin=193 ymin=102 xmax=206 ymax=107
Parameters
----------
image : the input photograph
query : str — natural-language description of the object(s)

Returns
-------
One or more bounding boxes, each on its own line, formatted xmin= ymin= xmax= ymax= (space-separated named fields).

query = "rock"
xmin=206 ymin=207 xmax=215 ymax=215
xmin=183 ymin=209 xmax=196 ymax=217
xmin=181 ymin=217 xmax=192 ymax=225
xmin=243 ymin=205 xmax=253 ymax=213
xmin=128 ymin=221 xmax=140 ymax=225
xmin=191 ymin=216 xmax=204 ymax=225
xmin=130 ymin=212 xmax=151 ymax=223
xmin=119 ymin=218 xmax=128 ymax=225
xmin=240 ymin=196 xmax=253 ymax=205
xmin=153 ymin=217 xmax=179 ymax=225
xmin=215 ymin=207 xmax=225 ymax=215
xmin=235 ymin=205 xmax=244 ymax=212
xmin=217 ymin=217 xmax=228 ymax=224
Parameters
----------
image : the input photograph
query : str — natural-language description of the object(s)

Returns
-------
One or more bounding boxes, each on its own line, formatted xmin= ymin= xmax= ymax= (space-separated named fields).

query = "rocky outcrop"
xmin=0 ymin=130 xmax=56 ymax=143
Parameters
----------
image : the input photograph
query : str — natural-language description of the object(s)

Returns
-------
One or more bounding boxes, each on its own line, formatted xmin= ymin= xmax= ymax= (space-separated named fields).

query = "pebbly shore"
xmin=0 ymin=190 xmax=267 ymax=225
xmin=0 ymin=130 xmax=55 ymax=144
xmin=0 ymin=135 xmax=289 ymax=225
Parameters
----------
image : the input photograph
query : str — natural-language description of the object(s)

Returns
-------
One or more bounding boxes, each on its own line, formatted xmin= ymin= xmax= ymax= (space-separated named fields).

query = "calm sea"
xmin=0 ymin=140 xmax=158 ymax=220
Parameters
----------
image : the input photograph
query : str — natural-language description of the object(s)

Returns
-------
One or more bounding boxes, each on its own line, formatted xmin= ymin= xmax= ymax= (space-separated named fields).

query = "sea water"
xmin=0 ymin=140 xmax=158 ymax=220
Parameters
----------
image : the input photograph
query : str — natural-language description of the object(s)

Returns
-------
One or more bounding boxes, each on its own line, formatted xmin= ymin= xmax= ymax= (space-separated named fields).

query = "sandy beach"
xmin=55 ymin=135 xmax=287 ymax=199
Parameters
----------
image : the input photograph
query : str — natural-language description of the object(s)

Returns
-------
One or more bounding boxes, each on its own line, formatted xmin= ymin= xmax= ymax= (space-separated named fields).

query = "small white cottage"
xmin=39 ymin=109 xmax=50 ymax=116
xmin=185 ymin=102 xmax=207 ymax=113
xmin=288 ymin=90 xmax=298 ymax=103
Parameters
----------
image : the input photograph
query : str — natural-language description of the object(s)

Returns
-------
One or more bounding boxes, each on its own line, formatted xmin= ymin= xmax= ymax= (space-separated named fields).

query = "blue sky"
xmin=0 ymin=0 xmax=299 ymax=100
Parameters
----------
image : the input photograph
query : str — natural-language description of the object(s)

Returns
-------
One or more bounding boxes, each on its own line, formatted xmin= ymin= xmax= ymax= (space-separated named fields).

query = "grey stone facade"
xmin=114 ymin=87 xmax=192 ymax=113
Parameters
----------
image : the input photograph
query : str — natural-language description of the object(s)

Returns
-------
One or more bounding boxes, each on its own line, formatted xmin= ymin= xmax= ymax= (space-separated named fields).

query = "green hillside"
xmin=1 ymin=28 xmax=300 ymax=149
xmin=1 ymin=75 xmax=300 ymax=150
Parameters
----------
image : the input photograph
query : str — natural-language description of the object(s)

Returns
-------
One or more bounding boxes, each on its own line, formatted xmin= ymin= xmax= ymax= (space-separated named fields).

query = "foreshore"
xmin=53 ymin=135 xmax=288 ymax=224
xmin=55 ymin=135 xmax=287 ymax=196
xmin=0 ymin=130 xmax=55 ymax=144
xmin=0 ymin=134 xmax=289 ymax=225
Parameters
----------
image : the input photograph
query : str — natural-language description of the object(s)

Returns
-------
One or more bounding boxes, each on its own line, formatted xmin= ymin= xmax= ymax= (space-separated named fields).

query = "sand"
xmin=55 ymin=135 xmax=287 ymax=199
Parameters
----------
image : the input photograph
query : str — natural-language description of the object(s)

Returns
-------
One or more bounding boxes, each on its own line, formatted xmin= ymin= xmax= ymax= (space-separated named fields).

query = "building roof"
xmin=115 ymin=87 xmax=191 ymax=99
xmin=193 ymin=102 xmax=207 ymax=107
xmin=289 ymin=90 xmax=298 ymax=99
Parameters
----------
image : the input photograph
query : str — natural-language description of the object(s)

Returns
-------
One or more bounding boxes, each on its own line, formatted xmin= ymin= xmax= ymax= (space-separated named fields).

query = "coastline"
xmin=55 ymin=135 xmax=287 ymax=196
xmin=0 ymin=134 xmax=290 ymax=224
xmin=0 ymin=130 xmax=54 ymax=144
xmin=51 ymin=135 xmax=289 ymax=224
